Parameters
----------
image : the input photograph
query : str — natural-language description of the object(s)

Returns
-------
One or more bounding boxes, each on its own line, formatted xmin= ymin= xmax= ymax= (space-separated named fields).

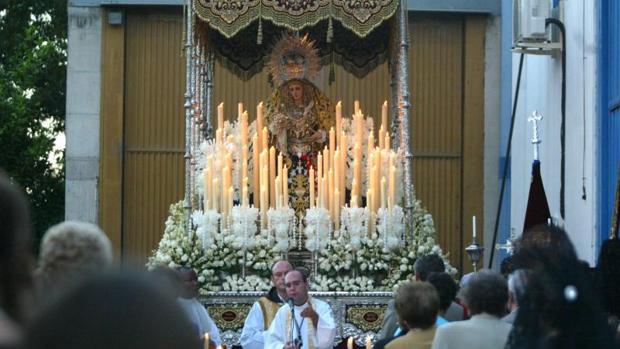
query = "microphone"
xmin=288 ymin=298 xmax=295 ymax=344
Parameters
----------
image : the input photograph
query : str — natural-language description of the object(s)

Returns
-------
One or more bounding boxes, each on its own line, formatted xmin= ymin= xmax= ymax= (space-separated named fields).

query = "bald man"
xmin=240 ymin=260 xmax=293 ymax=349
xmin=264 ymin=268 xmax=336 ymax=349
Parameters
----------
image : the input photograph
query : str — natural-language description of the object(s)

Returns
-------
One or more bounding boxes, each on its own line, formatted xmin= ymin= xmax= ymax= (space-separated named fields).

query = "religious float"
xmin=148 ymin=0 xmax=455 ymax=346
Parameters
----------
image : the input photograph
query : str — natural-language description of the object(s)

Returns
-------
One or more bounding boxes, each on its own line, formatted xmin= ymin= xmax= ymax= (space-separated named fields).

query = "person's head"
xmin=287 ymin=80 xmax=304 ymax=105
xmin=394 ymin=281 xmax=439 ymax=330
xmin=0 ymin=172 xmax=33 ymax=323
xmin=500 ymin=255 xmax=515 ymax=278
xmin=150 ymin=265 xmax=182 ymax=299
xmin=176 ymin=266 xmax=198 ymax=299
xmin=461 ymin=270 xmax=508 ymax=317
xmin=507 ymin=269 xmax=530 ymax=310
xmin=271 ymin=260 xmax=293 ymax=296
xmin=285 ymin=268 xmax=309 ymax=305
xmin=24 ymin=272 xmax=198 ymax=349
xmin=510 ymin=253 xmax=614 ymax=348
xmin=514 ymin=224 xmax=578 ymax=271
xmin=427 ymin=272 xmax=458 ymax=314
xmin=37 ymin=221 xmax=113 ymax=293
xmin=413 ymin=254 xmax=445 ymax=281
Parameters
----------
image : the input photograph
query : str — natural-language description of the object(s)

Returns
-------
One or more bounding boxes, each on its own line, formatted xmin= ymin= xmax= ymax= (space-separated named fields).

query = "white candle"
xmin=204 ymin=333 xmax=210 ymax=349
xmin=252 ymin=134 xmax=260 ymax=208
xmin=257 ymin=102 xmax=264 ymax=141
xmin=269 ymin=147 xmax=276 ymax=208
xmin=309 ymin=167 xmax=315 ymax=208
xmin=347 ymin=337 xmax=353 ymax=349
xmin=472 ymin=215 xmax=477 ymax=241
xmin=217 ymin=103 xmax=224 ymax=131
xmin=282 ymin=165 xmax=288 ymax=208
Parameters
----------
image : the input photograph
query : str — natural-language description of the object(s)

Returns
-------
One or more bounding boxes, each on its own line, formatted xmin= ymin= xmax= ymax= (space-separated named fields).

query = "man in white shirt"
xmin=240 ymin=260 xmax=293 ymax=349
xmin=176 ymin=266 xmax=222 ymax=347
xmin=264 ymin=268 xmax=336 ymax=349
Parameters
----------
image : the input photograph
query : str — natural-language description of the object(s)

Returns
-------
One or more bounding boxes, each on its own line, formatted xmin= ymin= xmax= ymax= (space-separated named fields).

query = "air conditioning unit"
xmin=513 ymin=0 xmax=562 ymax=54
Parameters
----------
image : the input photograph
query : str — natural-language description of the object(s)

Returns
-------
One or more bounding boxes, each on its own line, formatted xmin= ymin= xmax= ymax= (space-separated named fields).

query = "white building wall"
xmin=510 ymin=0 xmax=599 ymax=264
xmin=65 ymin=6 xmax=103 ymax=223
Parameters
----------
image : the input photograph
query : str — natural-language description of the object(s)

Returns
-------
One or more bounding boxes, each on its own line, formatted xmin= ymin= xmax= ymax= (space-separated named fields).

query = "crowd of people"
xmin=2 ymin=171 xmax=620 ymax=349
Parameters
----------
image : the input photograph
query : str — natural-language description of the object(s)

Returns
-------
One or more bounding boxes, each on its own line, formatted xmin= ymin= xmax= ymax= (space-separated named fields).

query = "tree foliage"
xmin=0 ymin=1 xmax=67 ymax=242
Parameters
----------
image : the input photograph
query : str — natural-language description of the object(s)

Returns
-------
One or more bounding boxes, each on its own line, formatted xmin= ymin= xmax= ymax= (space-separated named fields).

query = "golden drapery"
xmin=193 ymin=0 xmax=397 ymax=39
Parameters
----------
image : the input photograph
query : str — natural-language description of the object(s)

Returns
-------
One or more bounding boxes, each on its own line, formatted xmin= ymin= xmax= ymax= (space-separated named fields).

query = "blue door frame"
xmin=598 ymin=0 xmax=620 ymax=250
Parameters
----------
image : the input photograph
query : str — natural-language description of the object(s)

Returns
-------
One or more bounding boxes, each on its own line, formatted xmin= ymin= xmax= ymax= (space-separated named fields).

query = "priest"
xmin=264 ymin=268 xmax=336 ymax=349
xmin=240 ymin=260 xmax=293 ymax=349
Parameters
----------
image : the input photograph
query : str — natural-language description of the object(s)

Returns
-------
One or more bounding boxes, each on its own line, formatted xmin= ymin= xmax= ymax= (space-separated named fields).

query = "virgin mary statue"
xmin=264 ymin=34 xmax=334 ymax=215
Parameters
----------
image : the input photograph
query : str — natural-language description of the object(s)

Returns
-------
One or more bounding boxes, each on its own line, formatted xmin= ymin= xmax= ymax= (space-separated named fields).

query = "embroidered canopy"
xmin=193 ymin=0 xmax=398 ymax=39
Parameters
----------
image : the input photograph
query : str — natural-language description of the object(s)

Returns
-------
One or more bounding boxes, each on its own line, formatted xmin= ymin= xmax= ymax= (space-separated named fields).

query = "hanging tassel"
xmin=257 ymin=17 xmax=263 ymax=45
xmin=326 ymin=16 xmax=333 ymax=43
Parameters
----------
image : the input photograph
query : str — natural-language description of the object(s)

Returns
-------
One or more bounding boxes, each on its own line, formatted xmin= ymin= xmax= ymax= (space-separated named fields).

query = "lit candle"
xmin=381 ymin=100 xmax=388 ymax=132
xmin=336 ymin=101 xmax=342 ymax=146
xmin=212 ymin=178 xmax=219 ymax=212
xmin=340 ymin=132 xmax=347 ymax=204
xmin=275 ymin=175 xmax=281 ymax=209
xmin=365 ymin=335 xmax=372 ymax=349
xmin=309 ymin=167 xmax=315 ymax=208
xmin=334 ymin=188 xmax=340 ymax=230
xmin=277 ymin=153 xmax=283 ymax=177
xmin=328 ymin=169 xmax=334 ymax=217
xmin=329 ymin=127 xmax=335 ymax=171
xmin=282 ymin=165 xmax=288 ymax=208
xmin=380 ymin=176 xmax=386 ymax=209
xmin=347 ymin=337 xmax=354 ymax=349
xmin=262 ymin=127 xmax=269 ymax=153
xmin=257 ymin=102 xmax=264 ymax=141
xmin=472 ymin=215 xmax=477 ymax=241
xmin=252 ymin=134 xmax=260 ymax=207
xmin=204 ymin=333 xmax=210 ymax=349
xmin=269 ymin=147 xmax=276 ymax=208
xmin=260 ymin=186 xmax=267 ymax=229
xmin=217 ymin=103 xmax=224 ymax=131
xmin=354 ymin=100 xmax=360 ymax=116
xmin=323 ymin=146 xmax=330 ymax=174
xmin=238 ymin=102 xmax=244 ymax=122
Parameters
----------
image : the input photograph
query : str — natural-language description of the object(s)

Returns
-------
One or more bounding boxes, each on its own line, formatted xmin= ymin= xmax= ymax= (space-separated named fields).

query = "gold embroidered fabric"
xmin=193 ymin=0 xmax=398 ymax=38
xmin=284 ymin=297 xmax=316 ymax=349
xmin=258 ymin=297 xmax=283 ymax=330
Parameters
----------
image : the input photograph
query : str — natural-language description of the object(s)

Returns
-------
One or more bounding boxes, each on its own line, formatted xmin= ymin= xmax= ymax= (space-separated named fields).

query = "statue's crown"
xmin=268 ymin=34 xmax=320 ymax=87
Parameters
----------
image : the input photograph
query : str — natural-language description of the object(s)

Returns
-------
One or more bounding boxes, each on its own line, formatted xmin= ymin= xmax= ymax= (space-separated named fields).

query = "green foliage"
xmin=0 ymin=1 xmax=67 ymax=242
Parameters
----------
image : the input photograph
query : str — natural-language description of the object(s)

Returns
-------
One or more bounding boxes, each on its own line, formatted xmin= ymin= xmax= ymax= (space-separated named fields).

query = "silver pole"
xmin=395 ymin=0 xmax=414 ymax=231
xmin=204 ymin=49 xmax=215 ymax=140
xmin=183 ymin=0 xmax=194 ymax=235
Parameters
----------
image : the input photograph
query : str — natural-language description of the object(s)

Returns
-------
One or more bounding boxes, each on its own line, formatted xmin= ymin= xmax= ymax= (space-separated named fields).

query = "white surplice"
xmin=264 ymin=297 xmax=336 ymax=349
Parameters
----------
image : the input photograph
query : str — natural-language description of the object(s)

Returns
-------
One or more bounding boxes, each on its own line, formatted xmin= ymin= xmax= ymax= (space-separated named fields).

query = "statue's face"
xmin=288 ymin=82 xmax=303 ymax=104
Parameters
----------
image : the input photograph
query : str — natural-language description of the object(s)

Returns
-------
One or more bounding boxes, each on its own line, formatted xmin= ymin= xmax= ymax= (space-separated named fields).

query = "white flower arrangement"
xmin=340 ymin=206 xmax=370 ymax=251
xmin=230 ymin=206 xmax=259 ymax=250
xmin=193 ymin=209 xmax=220 ymax=250
xmin=268 ymin=207 xmax=295 ymax=253
xmin=221 ymin=274 xmax=270 ymax=292
xmin=376 ymin=206 xmax=405 ymax=251
xmin=304 ymin=207 xmax=331 ymax=252
xmin=149 ymin=115 xmax=456 ymax=293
